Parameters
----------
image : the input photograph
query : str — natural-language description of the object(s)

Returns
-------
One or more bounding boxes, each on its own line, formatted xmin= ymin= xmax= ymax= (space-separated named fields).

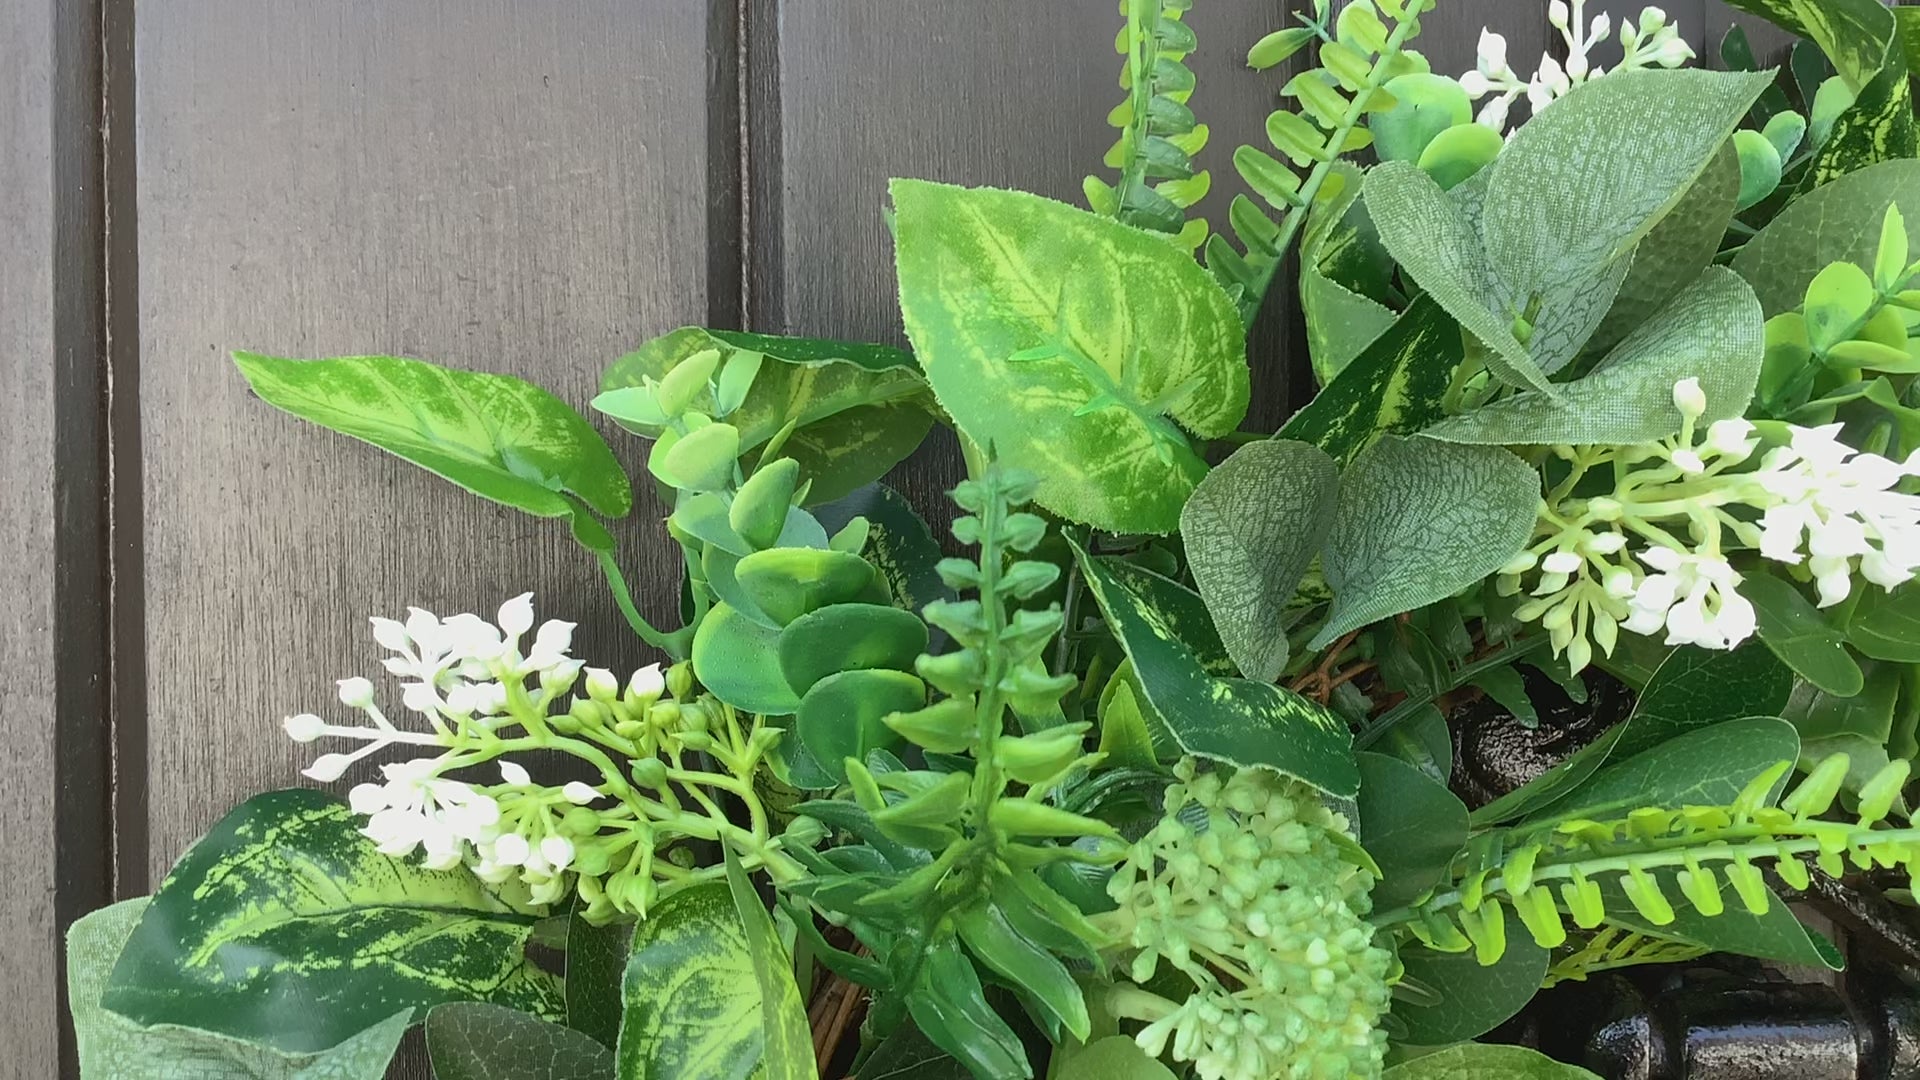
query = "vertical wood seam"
xmin=742 ymin=0 xmax=783 ymax=332
xmin=707 ymin=0 xmax=745 ymax=332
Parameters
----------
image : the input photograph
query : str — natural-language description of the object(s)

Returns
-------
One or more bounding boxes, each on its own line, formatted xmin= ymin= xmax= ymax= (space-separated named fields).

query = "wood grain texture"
xmin=133 ymin=10 xmax=717 ymax=1077
xmin=1 ymin=1 xmax=62 ymax=1074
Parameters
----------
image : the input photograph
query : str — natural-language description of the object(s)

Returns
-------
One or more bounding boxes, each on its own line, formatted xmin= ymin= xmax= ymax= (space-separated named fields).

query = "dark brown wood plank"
xmin=133 ymin=0 xmax=719 ymax=999
xmin=1 ymin=0 xmax=64 ymax=1070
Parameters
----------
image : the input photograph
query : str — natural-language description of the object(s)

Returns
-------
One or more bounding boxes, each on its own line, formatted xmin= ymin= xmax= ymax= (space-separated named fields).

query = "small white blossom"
xmin=1625 ymin=548 xmax=1758 ymax=649
xmin=1750 ymin=423 xmax=1920 ymax=604
xmin=563 ymin=781 xmax=601 ymax=805
xmin=629 ymin=663 xmax=667 ymax=701
xmin=284 ymin=713 xmax=327 ymax=743
xmin=499 ymin=761 xmax=533 ymax=787
xmin=336 ymin=677 xmax=376 ymax=709
xmin=1460 ymin=1 xmax=1693 ymax=132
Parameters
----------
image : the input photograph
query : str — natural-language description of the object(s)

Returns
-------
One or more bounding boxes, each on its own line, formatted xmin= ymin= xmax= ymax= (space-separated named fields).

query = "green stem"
xmin=594 ymin=546 xmax=691 ymax=657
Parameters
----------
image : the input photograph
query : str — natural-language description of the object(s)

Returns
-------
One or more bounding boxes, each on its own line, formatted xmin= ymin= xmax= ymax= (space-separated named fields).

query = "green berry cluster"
xmin=1105 ymin=759 xmax=1392 ymax=1080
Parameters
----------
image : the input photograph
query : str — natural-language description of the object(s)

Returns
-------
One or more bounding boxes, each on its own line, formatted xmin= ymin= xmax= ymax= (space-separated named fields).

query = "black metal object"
xmin=1449 ymin=666 xmax=1634 ymax=809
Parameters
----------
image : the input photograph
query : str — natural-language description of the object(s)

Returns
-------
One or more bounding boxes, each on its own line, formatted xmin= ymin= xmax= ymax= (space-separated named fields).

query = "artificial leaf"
xmin=891 ymin=179 xmax=1248 ymax=534
xmin=103 ymin=790 xmax=560 ymax=1054
xmin=1279 ymin=295 xmax=1463 ymax=466
xmin=1356 ymin=752 xmax=1469 ymax=911
xmin=597 ymin=328 xmax=933 ymax=506
xmin=1313 ymin=437 xmax=1539 ymax=648
xmin=1742 ymin=573 xmax=1865 ymax=697
xmin=1382 ymin=1044 xmax=1601 ymax=1080
xmin=1734 ymin=159 xmax=1920 ymax=315
xmin=1719 ymin=0 xmax=1894 ymax=92
xmin=724 ymin=850 xmax=817 ymax=1080
xmin=1612 ymin=641 xmax=1796 ymax=757
xmin=1583 ymin=144 xmax=1742 ymax=362
xmin=234 ymin=353 xmax=630 ymax=519
xmin=1071 ymin=543 xmax=1359 ymax=797
xmin=1422 ymin=268 xmax=1764 ymax=447
xmin=1848 ymin=584 xmax=1920 ymax=662
xmin=1302 ymin=270 xmax=1397 ymax=384
xmin=814 ymin=484 xmax=952 ymax=616
xmin=1790 ymin=45 xmax=1915 ymax=196
xmin=692 ymin=602 xmax=803 ymax=716
xmin=70 ymin=898 xmax=409 ymax=1080
xmin=426 ymin=1004 xmax=615 ymax=1080
xmin=1481 ymin=69 xmax=1773 ymax=375
xmin=1783 ymin=661 xmax=1903 ymax=745
xmin=565 ymin=913 xmax=634 ymax=1052
xmin=618 ymin=882 xmax=798 ymax=1079
xmin=1180 ymin=440 xmax=1339 ymax=683
xmin=1054 ymin=1037 xmax=1177 ymax=1080
xmin=1393 ymin=934 xmax=1549 ymax=1045
xmin=854 ymin=1021 xmax=973 ymax=1080
xmin=778 ymin=603 xmax=928 ymax=696
xmin=1605 ymin=870 xmax=1842 ymax=970
xmin=1364 ymin=161 xmax=1547 ymax=393
xmin=1526 ymin=717 xmax=1799 ymax=827
xmin=796 ymin=669 xmax=925 ymax=784
xmin=906 ymin=941 xmax=1032 ymax=1080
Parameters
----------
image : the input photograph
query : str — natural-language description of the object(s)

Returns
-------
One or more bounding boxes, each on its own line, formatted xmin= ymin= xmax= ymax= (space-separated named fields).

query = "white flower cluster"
xmin=1505 ymin=380 xmax=1920 ymax=671
xmin=283 ymin=593 xmax=667 ymax=905
xmin=1460 ymin=2 xmax=1694 ymax=132
xmin=1108 ymin=761 xmax=1392 ymax=1080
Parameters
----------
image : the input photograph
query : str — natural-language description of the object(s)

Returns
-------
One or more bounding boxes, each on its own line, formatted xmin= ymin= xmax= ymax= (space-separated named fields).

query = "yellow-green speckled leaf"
xmin=1070 ymin=542 xmax=1358 ymax=797
xmin=891 ymin=179 xmax=1249 ymax=535
xmin=101 ymin=790 xmax=561 ymax=1054
xmin=70 ymin=898 xmax=410 ymax=1079
xmin=618 ymin=882 xmax=804 ymax=1079
xmin=1791 ymin=44 xmax=1915 ymax=196
xmin=1278 ymin=293 xmax=1463 ymax=465
xmin=1719 ymin=0 xmax=1894 ymax=92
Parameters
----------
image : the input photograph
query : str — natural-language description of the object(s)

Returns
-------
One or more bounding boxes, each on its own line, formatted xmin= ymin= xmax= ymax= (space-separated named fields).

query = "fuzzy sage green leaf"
xmin=1181 ymin=440 xmax=1339 ymax=683
xmin=892 ymin=178 xmax=1248 ymax=534
xmin=235 ymin=352 xmax=631 ymax=519
xmin=102 ymin=789 xmax=560 ymax=1054
xmin=1313 ymin=437 xmax=1540 ymax=648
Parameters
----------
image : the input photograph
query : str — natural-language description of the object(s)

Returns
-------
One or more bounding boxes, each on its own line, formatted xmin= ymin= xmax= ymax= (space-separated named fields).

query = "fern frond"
xmin=1381 ymin=753 xmax=1920 ymax=965
xmin=1542 ymin=927 xmax=1708 ymax=987
xmin=1208 ymin=0 xmax=1432 ymax=325
xmin=1084 ymin=0 xmax=1212 ymax=250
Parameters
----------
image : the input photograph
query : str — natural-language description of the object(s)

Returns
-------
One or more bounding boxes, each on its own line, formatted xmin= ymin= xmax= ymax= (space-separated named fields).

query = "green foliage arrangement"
xmin=70 ymin=1 xmax=1920 ymax=1078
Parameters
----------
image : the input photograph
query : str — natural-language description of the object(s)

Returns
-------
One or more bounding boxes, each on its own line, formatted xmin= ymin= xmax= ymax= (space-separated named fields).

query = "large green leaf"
xmin=692 ymin=602 xmax=803 ymax=716
xmin=618 ymin=882 xmax=793 ymax=1079
xmin=1482 ymin=69 xmax=1773 ymax=377
xmin=1612 ymin=641 xmax=1796 ymax=757
xmin=1849 ymin=584 xmax=1920 ymax=662
xmin=102 ymin=790 xmax=559 ymax=1054
xmin=1605 ymin=870 xmax=1842 ymax=970
xmin=1180 ymin=440 xmax=1339 ymax=683
xmin=814 ymin=483 xmax=952 ymax=616
xmin=1583 ymin=143 xmax=1741 ymax=362
xmin=1422 ymin=268 xmax=1765 ymax=447
xmin=1382 ymin=1044 xmax=1600 ymax=1080
xmin=1393 ymin=934 xmax=1548 ymax=1045
xmin=1054 ymin=1037 xmax=1177 ymax=1080
xmin=1357 ymin=752 xmax=1469 ymax=912
xmin=70 ymin=898 xmax=410 ymax=1080
xmin=596 ymin=328 xmax=933 ymax=505
xmin=1743 ymin=572 xmax=1865 ymax=696
xmin=1790 ymin=45 xmax=1915 ymax=195
xmin=426 ymin=1004 xmax=615 ymax=1080
xmin=1364 ymin=162 xmax=1547 ymax=393
xmin=565 ymin=913 xmax=634 ymax=1052
xmin=1070 ymin=543 xmax=1359 ymax=797
xmin=725 ymin=850 xmax=817 ymax=1080
xmin=1278 ymin=294 xmax=1463 ymax=465
xmin=1312 ymin=437 xmax=1539 ymax=648
xmin=1733 ymin=160 xmax=1920 ymax=315
xmin=891 ymin=179 xmax=1249 ymax=534
xmin=234 ymin=352 xmax=631 ymax=518
xmin=854 ymin=1022 xmax=973 ymax=1080
xmin=1784 ymin=661 xmax=1904 ymax=744
xmin=1526 ymin=717 xmax=1799 ymax=827
xmin=1720 ymin=0 xmax=1894 ymax=91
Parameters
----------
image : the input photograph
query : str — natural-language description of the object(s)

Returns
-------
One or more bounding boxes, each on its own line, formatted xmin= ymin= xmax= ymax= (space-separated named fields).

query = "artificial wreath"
xmin=68 ymin=0 xmax=1920 ymax=1078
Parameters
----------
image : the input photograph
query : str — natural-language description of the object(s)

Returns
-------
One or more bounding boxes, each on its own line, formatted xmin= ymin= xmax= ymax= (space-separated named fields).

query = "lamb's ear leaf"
xmin=69 ymin=898 xmax=409 ymax=1079
xmin=235 ymin=352 xmax=631 ymax=518
xmin=101 ymin=789 xmax=560 ymax=1054
xmin=892 ymin=179 xmax=1249 ymax=535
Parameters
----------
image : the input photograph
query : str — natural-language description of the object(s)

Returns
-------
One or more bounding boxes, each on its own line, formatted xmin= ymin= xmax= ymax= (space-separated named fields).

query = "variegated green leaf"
xmin=1790 ymin=44 xmax=1915 ymax=196
xmin=596 ymin=328 xmax=934 ymax=505
xmin=1278 ymin=294 xmax=1462 ymax=465
xmin=723 ymin=850 xmax=817 ymax=1080
xmin=618 ymin=882 xmax=795 ymax=1079
xmin=102 ymin=790 xmax=559 ymax=1054
xmin=1313 ymin=437 xmax=1538 ymax=648
xmin=70 ymin=898 xmax=410 ymax=1080
xmin=1181 ymin=440 xmax=1339 ymax=683
xmin=234 ymin=352 xmax=631 ymax=519
xmin=1070 ymin=541 xmax=1358 ymax=798
xmin=1734 ymin=159 xmax=1920 ymax=315
xmin=891 ymin=178 xmax=1249 ymax=535
xmin=1423 ymin=268 xmax=1765 ymax=447
xmin=1301 ymin=270 xmax=1396 ymax=385
xmin=1720 ymin=0 xmax=1893 ymax=92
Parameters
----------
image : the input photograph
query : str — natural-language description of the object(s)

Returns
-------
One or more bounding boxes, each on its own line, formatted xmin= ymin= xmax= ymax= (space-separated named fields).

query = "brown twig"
xmin=1289 ymin=629 xmax=1365 ymax=703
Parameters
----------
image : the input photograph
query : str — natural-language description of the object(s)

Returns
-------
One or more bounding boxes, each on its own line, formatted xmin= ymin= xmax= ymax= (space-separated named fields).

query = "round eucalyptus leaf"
xmin=691 ymin=602 xmax=801 ymax=716
xmin=734 ymin=547 xmax=883 ymax=626
xmin=1416 ymin=122 xmax=1502 ymax=191
xmin=777 ymin=602 xmax=929 ymax=696
xmin=797 ymin=669 xmax=926 ymax=783
xmin=1372 ymin=73 xmax=1471 ymax=165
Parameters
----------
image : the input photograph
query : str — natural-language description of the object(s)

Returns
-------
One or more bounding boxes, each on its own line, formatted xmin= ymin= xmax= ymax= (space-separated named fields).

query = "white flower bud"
xmin=336 ymin=677 xmax=375 ymax=709
xmin=1499 ymin=549 xmax=1540 ymax=576
xmin=1672 ymin=377 xmax=1708 ymax=419
xmin=401 ymin=682 xmax=440 ymax=715
xmin=303 ymin=753 xmax=354 ymax=782
xmin=1549 ymin=1 xmax=1570 ymax=30
xmin=370 ymin=616 xmax=411 ymax=653
xmin=1671 ymin=448 xmax=1706 ymax=475
xmin=348 ymin=782 xmax=387 ymax=815
xmin=629 ymin=663 xmax=667 ymax=701
xmin=563 ymin=781 xmax=600 ymax=805
xmin=1459 ymin=70 xmax=1491 ymax=98
xmin=1542 ymin=550 xmax=1585 ymax=575
xmin=497 ymin=592 xmax=535 ymax=638
xmin=499 ymin=761 xmax=532 ymax=787
xmin=541 ymin=835 xmax=576 ymax=871
xmin=584 ymin=666 xmax=620 ymax=702
xmin=492 ymin=832 xmax=530 ymax=866
xmin=1586 ymin=531 xmax=1627 ymax=556
xmin=1476 ymin=29 xmax=1509 ymax=73
xmin=283 ymin=713 xmax=328 ymax=743
xmin=541 ymin=658 xmax=584 ymax=694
